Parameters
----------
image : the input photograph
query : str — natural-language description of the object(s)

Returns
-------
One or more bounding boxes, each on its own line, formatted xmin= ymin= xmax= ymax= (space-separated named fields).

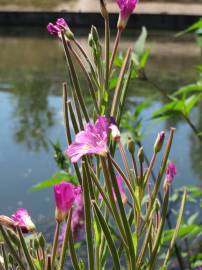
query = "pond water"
xmin=0 ymin=27 xmax=201 ymax=233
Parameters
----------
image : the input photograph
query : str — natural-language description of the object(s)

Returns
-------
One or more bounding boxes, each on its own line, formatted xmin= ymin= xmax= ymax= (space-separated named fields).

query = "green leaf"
xmin=134 ymin=26 xmax=148 ymax=58
xmin=31 ymin=171 xmax=77 ymax=191
xmin=176 ymin=18 xmax=202 ymax=36
xmin=163 ymin=189 xmax=187 ymax=268
xmin=187 ymin=212 xmax=199 ymax=225
xmin=174 ymin=83 xmax=202 ymax=96
xmin=185 ymin=94 xmax=202 ymax=114
xmin=92 ymin=201 xmax=121 ymax=270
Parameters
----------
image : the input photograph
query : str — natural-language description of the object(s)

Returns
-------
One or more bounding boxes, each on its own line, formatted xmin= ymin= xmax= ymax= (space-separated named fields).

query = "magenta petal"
xmin=54 ymin=182 xmax=77 ymax=214
xmin=66 ymin=116 xmax=114 ymax=163
xmin=11 ymin=208 xmax=35 ymax=233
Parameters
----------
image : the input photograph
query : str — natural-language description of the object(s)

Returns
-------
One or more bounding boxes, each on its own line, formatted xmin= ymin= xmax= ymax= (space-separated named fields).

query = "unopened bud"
xmin=127 ymin=137 xmax=135 ymax=154
xmin=34 ymin=238 xmax=40 ymax=250
xmin=138 ymin=147 xmax=144 ymax=163
xmin=92 ymin=26 xmax=99 ymax=41
xmin=7 ymin=229 xmax=20 ymax=246
xmin=100 ymin=0 xmax=108 ymax=19
xmin=154 ymin=131 xmax=165 ymax=153
xmin=154 ymin=199 xmax=161 ymax=211
xmin=38 ymin=233 xmax=45 ymax=249
xmin=88 ymin=32 xmax=94 ymax=47
xmin=65 ymin=29 xmax=74 ymax=40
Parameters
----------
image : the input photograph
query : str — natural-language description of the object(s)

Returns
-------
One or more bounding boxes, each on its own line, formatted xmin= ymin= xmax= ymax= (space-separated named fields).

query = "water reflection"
xmin=11 ymin=78 xmax=54 ymax=150
xmin=0 ymin=28 xmax=202 ymax=220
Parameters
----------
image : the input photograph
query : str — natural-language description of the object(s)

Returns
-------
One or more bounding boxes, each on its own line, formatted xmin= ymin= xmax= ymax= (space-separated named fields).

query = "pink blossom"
xmin=117 ymin=0 xmax=138 ymax=29
xmin=59 ymin=190 xmax=84 ymax=241
xmin=66 ymin=116 xmax=120 ymax=163
xmin=11 ymin=208 xmax=35 ymax=233
xmin=47 ymin=18 xmax=69 ymax=37
xmin=54 ymin=182 xmax=80 ymax=222
xmin=165 ymin=161 xmax=177 ymax=185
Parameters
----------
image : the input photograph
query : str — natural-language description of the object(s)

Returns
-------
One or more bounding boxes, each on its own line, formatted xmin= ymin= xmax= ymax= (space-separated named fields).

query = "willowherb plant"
xmin=0 ymin=1 xmax=186 ymax=270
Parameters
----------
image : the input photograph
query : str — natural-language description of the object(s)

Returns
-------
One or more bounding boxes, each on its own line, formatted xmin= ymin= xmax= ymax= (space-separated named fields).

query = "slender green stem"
xmin=63 ymin=83 xmax=72 ymax=144
xmin=109 ymin=29 xmax=122 ymax=74
xmin=149 ymin=189 xmax=170 ymax=270
xmin=111 ymin=48 xmax=131 ymax=120
xmin=0 ymin=226 xmax=26 ymax=270
xmin=68 ymin=43 xmax=100 ymax=113
xmin=92 ymin=201 xmax=121 ymax=270
xmin=118 ymin=141 xmax=133 ymax=188
xmin=45 ymin=255 xmax=52 ymax=270
xmin=73 ymin=38 xmax=97 ymax=82
xmin=17 ymin=227 xmax=35 ymax=270
xmin=59 ymin=209 xmax=72 ymax=270
xmin=182 ymin=113 xmax=202 ymax=141
xmin=107 ymin=154 xmax=136 ymax=270
xmin=51 ymin=221 xmax=60 ymax=267
xmin=82 ymin=161 xmax=95 ymax=270
xmin=61 ymin=32 xmax=90 ymax=123
xmin=144 ymin=153 xmax=157 ymax=188
xmin=1 ymin=245 xmax=9 ymax=270
xmin=101 ymin=157 xmax=128 ymax=245
xmin=104 ymin=16 xmax=110 ymax=94
xmin=163 ymin=189 xmax=187 ymax=269
xmin=141 ymin=128 xmax=175 ymax=232
xmin=69 ymin=230 xmax=80 ymax=270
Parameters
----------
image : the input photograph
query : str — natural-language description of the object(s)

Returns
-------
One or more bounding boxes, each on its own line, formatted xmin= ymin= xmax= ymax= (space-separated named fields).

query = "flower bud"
xmin=117 ymin=0 xmax=138 ymax=30
xmin=138 ymin=147 xmax=144 ymax=163
xmin=38 ymin=233 xmax=45 ymax=249
xmin=163 ymin=161 xmax=176 ymax=192
xmin=100 ymin=0 xmax=108 ymax=19
xmin=7 ymin=229 xmax=20 ymax=246
xmin=88 ymin=32 xmax=94 ymax=47
xmin=91 ymin=26 xmax=100 ymax=43
xmin=34 ymin=238 xmax=40 ymax=250
xmin=154 ymin=131 xmax=165 ymax=153
xmin=127 ymin=137 xmax=135 ymax=154
xmin=154 ymin=199 xmax=161 ymax=211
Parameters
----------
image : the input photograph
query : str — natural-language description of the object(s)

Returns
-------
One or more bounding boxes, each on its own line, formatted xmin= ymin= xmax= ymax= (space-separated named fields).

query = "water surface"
xmin=0 ymin=27 xmax=201 ymax=231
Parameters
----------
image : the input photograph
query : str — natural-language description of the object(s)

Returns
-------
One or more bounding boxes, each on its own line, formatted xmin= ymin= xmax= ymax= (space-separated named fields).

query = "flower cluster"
xmin=47 ymin=18 xmax=74 ymax=40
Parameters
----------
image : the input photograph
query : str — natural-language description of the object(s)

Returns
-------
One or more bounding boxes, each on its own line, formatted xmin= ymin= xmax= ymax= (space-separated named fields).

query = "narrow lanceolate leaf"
xmin=111 ymin=48 xmax=131 ymax=120
xmin=163 ymin=189 xmax=187 ymax=268
xmin=59 ymin=209 xmax=73 ymax=270
xmin=17 ymin=227 xmax=35 ymax=270
xmin=149 ymin=189 xmax=170 ymax=270
xmin=92 ymin=201 xmax=121 ymax=270
xmin=63 ymin=82 xmax=72 ymax=145
xmin=0 ymin=225 xmax=26 ymax=270
xmin=82 ymin=162 xmax=95 ymax=270
xmin=107 ymin=154 xmax=136 ymax=270
xmin=1 ymin=245 xmax=9 ymax=270
xmin=61 ymin=32 xmax=90 ymax=123
xmin=69 ymin=230 xmax=80 ymax=270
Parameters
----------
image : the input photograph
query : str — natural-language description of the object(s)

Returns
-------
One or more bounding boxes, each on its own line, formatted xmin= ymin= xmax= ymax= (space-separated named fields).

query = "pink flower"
xmin=99 ymin=175 xmax=127 ymax=204
xmin=66 ymin=116 xmax=120 ymax=163
xmin=165 ymin=161 xmax=177 ymax=185
xmin=54 ymin=182 xmax=80 ymax=223
xmin=117 ymin=0 xmax=138 ymax=29
xmin=11 ymin=208 xmax=35 ymax=233
xmin=47 ymin=18 xmax=73 ymax=39
xmin=59 ymin=190 xmax=84 ymax=241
